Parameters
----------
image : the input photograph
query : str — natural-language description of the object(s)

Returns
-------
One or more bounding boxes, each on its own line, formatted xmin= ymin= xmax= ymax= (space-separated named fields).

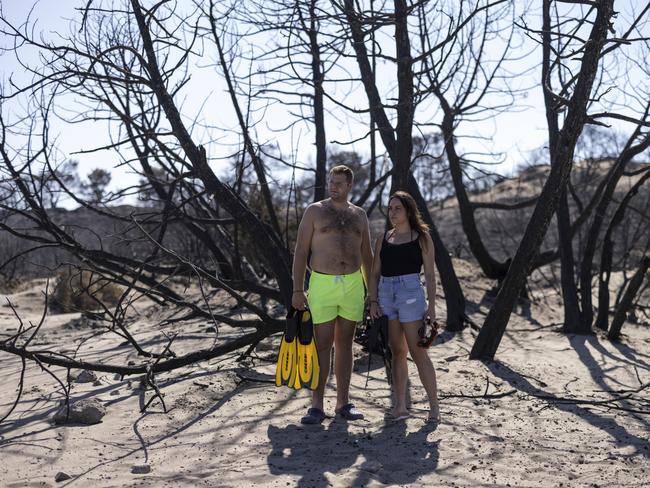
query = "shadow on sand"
xmin=267 ymin=418 xmax=439 ymax=487
xmin=486 ymin=356 xmax=650 ymax=460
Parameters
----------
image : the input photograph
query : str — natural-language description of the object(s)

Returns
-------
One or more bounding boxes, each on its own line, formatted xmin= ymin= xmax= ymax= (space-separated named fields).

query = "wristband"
xmin=292 ymin=290 xmax=304 ymax=293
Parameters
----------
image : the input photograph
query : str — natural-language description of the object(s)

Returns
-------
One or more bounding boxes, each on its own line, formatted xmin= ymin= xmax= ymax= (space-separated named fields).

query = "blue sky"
xmin=1 ymin=1 xmax=647 ymax=202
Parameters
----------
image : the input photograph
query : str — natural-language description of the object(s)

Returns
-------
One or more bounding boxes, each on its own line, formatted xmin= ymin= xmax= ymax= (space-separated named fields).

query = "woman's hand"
xmin=426 ymin=302 xmax=436 ymax=323
xmin=369 ymin=301 xmax=383 ymax=319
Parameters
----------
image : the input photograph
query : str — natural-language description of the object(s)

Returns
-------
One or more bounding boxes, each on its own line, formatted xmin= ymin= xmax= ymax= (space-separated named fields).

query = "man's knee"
xmin=334 ymin=338 xmax=353 ymax=354
xmin=317 ymin=338 xmax=334 ymax=354
xmin=334 ymin=327 xmax=355 ymax=350
xmin=314 ymin=322 xmax=335 ymax=352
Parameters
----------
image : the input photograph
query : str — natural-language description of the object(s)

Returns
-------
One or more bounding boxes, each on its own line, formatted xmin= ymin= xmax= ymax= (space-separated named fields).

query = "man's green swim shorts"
xmin=307 ymin=270 xmax=365 ymax=324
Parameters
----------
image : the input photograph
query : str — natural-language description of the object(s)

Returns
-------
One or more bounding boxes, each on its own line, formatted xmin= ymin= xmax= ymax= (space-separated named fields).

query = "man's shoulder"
xmin=302 ymin=202 xmax=325 ymax=221
xmin=305 ymin=202 xmax=324 ymax=212
xmin=349 ymin=203 xmax=368 ymax=218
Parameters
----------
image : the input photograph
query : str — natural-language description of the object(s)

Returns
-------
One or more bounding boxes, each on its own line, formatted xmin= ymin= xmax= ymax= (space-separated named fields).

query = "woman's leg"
xmin=401 ymin=320 xmax=440 ymax=420
xmin=387 ymin=318 xmax=409 ymax=417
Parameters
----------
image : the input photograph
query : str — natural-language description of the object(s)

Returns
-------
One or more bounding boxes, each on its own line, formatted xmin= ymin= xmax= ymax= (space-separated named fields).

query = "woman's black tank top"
xmin=380 ymin=230 xmax=423 ymax=277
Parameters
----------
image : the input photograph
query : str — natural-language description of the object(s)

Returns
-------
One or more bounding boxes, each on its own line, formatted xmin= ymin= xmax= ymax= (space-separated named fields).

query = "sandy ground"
xmin=1 ymin=270 xmax=649 ymax=488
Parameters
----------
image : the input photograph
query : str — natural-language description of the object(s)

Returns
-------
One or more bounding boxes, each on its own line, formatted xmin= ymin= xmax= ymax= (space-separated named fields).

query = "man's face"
xmin=328 ymin=173 xmax=352 ymax=200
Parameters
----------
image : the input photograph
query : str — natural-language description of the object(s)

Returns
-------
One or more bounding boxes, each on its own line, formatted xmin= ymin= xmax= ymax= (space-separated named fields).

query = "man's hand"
xmin=369 ymin=301 xmax=383 ymax=319
xmin=292 ymin=291 xmax=309 ymax=311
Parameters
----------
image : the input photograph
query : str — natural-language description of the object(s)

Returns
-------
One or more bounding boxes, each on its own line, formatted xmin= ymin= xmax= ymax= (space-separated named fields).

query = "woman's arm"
xmin=360 ymin=210 xmax=373 ymax=287
xmin=421 ymin=233 xmax=437 ymax=320
xmin=368 ymin=235 xmax=384 ymax=318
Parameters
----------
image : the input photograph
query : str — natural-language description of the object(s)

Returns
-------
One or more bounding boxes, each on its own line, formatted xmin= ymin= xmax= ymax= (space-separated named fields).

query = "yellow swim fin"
xmin=296 ymin=309 xmax=320 ymax=390
xmin=275 ymin=308 xmax=299 ymax=389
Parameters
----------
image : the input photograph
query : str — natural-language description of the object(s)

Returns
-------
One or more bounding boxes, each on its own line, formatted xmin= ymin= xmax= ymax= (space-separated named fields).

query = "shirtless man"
xmin=292 ymin=165 xmax=373 ymax=424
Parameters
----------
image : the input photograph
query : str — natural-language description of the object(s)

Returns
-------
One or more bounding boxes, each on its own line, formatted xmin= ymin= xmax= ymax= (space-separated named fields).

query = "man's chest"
xmin=314 ymin=215 xmax=363 ymax=236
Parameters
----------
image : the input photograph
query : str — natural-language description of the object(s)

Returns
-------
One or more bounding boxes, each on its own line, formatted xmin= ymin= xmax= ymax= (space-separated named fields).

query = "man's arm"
xmin=360 ymin=210 xmax=373 ymax=288
xmin=292 ymin=205 xmax=316 ymax=310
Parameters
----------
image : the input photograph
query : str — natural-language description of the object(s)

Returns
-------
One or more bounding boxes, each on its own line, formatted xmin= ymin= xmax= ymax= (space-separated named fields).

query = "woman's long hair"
xmin=389 ymin=191 xmax=430 ymax=251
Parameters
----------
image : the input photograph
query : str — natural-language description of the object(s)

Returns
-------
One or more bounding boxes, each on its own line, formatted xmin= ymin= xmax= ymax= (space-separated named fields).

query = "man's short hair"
xmin=329 ymin=165 xmax=354 ymax=184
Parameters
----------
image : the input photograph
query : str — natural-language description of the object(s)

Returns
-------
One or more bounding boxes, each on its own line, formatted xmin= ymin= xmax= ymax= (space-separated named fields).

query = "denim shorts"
xmin=378 ymin=273 xmax=427 ymax=323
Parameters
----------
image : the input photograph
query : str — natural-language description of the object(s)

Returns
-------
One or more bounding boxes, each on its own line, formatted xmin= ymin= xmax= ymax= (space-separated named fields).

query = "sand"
xmin=1 ymin=268 xmax=649 ymax=487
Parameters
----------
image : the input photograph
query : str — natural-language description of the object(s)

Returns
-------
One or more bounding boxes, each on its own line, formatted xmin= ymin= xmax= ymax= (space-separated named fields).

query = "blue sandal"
xmin=301 ymin=407 xmax=326 ymax=425
xmin=335 ymin=403 xmax=364 ymax=420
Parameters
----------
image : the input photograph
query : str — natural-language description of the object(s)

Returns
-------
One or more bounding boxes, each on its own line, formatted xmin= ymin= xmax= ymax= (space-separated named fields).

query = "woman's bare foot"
xmin=428 ymin=403 xmax=441 ymax=423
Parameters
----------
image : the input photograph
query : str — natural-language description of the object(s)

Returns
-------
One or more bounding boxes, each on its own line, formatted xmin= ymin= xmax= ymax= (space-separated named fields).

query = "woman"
xmin=368 ymin=191 xmax=440 ymax=422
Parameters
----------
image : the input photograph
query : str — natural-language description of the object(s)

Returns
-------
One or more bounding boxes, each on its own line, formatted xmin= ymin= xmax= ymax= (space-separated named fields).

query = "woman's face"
xmin=388 ymin=198 xmax=409 ymax=226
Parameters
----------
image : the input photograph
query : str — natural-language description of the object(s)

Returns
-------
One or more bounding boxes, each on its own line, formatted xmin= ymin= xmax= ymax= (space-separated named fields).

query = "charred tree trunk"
xmin=539 ymin=0 xmax=583 ymax=334
xmin=557 ymin=190 xmax=584 ymax=333
xmin=607 ymin=256 xmax=650 ymax=341
xmin=470 ymin=0 xmax=615 ymax=360
xmin=131 ymin=137 xmax=236 ymax=280
xmin=208 ymin=4 xmax=283 ymax=238
xmin=307 ymin=0 xmax=328 ymax=202
xmin=438 ymin=106 xmax=508 ymax=280
xmin=132 ymin=0 xmax=293 ymax=302
xmin=368 ymin=0 xmax=378 ymax=197
xmin=580 ymin=127 xmax=650 ymax=330
xmin=407 ymin=173 xmax=466 ymax=331
xmin=595 ymin=167 xmax=650 ymax=330
xmin=393 ymin=0 xmax=414 ymax=191
xmin=340 ymin=0 xmax=467 ymax=330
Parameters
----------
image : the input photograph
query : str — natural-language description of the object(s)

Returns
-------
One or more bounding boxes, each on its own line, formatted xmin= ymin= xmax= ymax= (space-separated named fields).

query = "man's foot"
xmin=301 ymin=407 xmax=326 ymax=425
xmin=335 ymin=403 xmax=364 ymax=421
